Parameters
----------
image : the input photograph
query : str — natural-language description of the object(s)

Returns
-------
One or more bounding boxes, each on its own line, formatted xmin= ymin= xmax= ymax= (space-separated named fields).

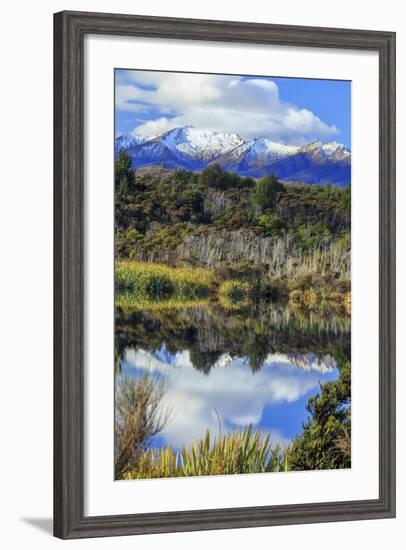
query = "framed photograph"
xmin=54 ymin=10 xmax=396 ymax=539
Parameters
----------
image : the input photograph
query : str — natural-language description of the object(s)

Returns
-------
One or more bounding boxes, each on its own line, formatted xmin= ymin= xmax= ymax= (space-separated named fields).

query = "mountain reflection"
xmin=116 ymin=304 xmax=348 ymax=449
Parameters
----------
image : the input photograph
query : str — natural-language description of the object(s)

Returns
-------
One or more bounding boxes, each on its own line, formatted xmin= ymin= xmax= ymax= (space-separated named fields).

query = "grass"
xmin=116 ymin=296 xmax=210 ymax=312
xmin=288 ymin=287 xmax=351 ymax=313
xmin=263 ymin=237 xmax=351 ymax=284
xmin=115 ymin=260 xmax=351 ymax=313
xmin=218 ymin=279 xmax=251 ymax=310
xmin=115 ymin=373 xmax=171 ymax=479
xmin=122 ymin=425 xmax=288 ymax=479
xmin=114 ymin=370 xmax=288 ymax=480
xmin=116 ymin=261 xmax=215 ymax=307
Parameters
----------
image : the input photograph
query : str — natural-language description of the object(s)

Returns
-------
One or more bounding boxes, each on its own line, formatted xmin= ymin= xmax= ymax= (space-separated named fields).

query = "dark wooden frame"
xmin=54 ymin=10 xmax=396 ymax=539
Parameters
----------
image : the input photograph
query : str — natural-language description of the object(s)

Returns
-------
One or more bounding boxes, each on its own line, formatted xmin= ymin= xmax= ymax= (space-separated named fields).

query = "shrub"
xmin=199 ymin=164 xmax=254 ymax=191
xmin=255 ymin=213 xmax=287 ymax=236
xmin=252 ymin=175 xmax=285 ymax=213
xmin=296 ymin=221 xmax=331 ymax=250
xmin=288 ymin=348 xmax=351 ymax=470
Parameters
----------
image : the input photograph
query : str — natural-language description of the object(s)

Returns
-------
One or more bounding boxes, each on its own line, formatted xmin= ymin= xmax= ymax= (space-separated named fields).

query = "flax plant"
xmin=124 ymin=425 xmax=288 ymax=479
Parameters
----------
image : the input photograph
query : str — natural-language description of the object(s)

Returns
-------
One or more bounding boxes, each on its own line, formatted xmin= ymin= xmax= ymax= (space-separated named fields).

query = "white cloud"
xmin=121 ymin=349 xmax=336 ymax=449
xmin=130 ymin=117 xmax=174 ymax=137
xmin=116 ymin=71 xmax=339 ymax=144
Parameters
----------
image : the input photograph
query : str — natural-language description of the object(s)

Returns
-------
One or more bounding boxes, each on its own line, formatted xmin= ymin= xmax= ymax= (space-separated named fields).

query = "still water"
xmin=115 ymin=304 xmax=349 ymax=449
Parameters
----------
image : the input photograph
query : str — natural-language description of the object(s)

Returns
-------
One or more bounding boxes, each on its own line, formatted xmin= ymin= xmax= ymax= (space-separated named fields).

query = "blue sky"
xmin=121 ymin=347 xmax=339 ymax=449
xmin=115 ymin=69 xmax=351 ymax=148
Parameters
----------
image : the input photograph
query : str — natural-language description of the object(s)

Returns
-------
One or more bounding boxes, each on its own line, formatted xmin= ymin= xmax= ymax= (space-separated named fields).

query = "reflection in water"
xmin=115 ymin=304 xmax=349 ymax=450
xmin=120 ymin=347 xmax=338 ymax=449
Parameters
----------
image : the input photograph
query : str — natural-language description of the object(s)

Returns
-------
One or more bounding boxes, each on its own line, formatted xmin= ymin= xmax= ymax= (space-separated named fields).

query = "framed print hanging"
xmin=54 ymin=10 xmax=396 ymax=539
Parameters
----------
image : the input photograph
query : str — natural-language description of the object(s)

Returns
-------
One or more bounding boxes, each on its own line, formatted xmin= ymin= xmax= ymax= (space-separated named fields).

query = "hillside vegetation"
xmin=115 ymin=152 xmax=351 ymax=302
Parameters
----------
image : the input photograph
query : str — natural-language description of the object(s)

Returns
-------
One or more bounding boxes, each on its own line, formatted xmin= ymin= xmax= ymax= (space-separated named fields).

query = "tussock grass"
xmin=116 ymin=261 xmax=215 ymax=307
xmin=123 ymin=425 xmax=288 ymax=479
xmin=218 ymin=279 xmax=251 ymax=310
xmin=115 ymin=258 xmax=351 ymax=314
xmin=289 ymin=286 xmax=351 ymax=313
xmin=115 ymin=373 xmax=171 ymax=479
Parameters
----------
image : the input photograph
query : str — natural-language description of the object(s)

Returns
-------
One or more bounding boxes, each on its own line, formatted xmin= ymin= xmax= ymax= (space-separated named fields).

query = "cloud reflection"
xmin=122 ymin=348 xmax=337 ymax=449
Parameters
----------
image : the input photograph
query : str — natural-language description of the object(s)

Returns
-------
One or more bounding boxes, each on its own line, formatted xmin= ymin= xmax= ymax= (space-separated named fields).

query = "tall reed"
xmin=265 ymin=237 xmax=350 ymax=283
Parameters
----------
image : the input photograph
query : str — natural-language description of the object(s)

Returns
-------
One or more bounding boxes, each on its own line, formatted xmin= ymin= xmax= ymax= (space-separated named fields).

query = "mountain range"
xmin=115 ymin=126 xmax=351 ymax=187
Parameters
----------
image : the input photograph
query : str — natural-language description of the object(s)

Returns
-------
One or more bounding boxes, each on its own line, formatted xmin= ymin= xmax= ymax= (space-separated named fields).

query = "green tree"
xmin=253 ymin=175 xmax=285 ymax=213
xmin=199 ymin=164 xmax=255 ymax=190
xmin=115 ymin=149 xmax=135 ymax=196
xmin=199 ymin=164 xmax=225 ymax=188
xmin=288 ymin=347 xmax=351 ymax=470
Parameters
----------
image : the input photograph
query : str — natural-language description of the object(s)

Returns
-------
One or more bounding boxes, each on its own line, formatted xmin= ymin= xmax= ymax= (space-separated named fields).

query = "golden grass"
xmin=218 ymin=279 xmax=252 ymax=310
xmin=115 ymin=261 xmax=215 ymax=307
xmin=289 ymin=287 xmax=351 ymax=313
xmin=116 ymin=296 xmax=210 ymax=312
xmin=115 ymin=260 xmax=351 ymax=317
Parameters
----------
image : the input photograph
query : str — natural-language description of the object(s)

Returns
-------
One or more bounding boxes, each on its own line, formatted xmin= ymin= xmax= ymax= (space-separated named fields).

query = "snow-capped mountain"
xmin=207 ymin=352 xmax=336 ymax=373
xmin=115 ymin=126 xmax=351 ymax=186
xmin=158 ymin=126 xmax=244 ymax=163
xmin=120 ymin=126 xmax=244 ymax=171
xmin=215 ymin=138 xmax=300 ymax=174
xmin=258 ymin=140 xmax=351 ymax=186
xmin=114 ymin=133 xmax=148 ymax=153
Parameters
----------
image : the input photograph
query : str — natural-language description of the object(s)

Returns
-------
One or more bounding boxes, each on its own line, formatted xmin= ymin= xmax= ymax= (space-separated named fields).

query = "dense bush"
xmin=252 ymin=175 xmax=286 ymax=213
xmin=199 ymin=164 xmax=254 ymax=190
xmin=115 ymin=149 xmax=135 ymax=197
xmin=114 ymin=161 xmax=351 ymax=270
xmin=288 ymin=346 xmax=351 ymax=470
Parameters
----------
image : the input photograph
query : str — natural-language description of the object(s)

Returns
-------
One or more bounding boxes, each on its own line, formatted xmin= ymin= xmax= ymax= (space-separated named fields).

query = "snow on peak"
xmin=299 ymin=140 xmax=323 ymax=153
xmin=246 ymin=138 xmax=299 ymax=161
xmin=298 ymin=140 xmax=351 ymax=159
xmin=159 ymin=126 xmax=244 ymax=161
xmin=115 ymin=133 xmax=148 ymax=150
xmin=265 ymin=353 xmax=336 ymax=373
xmin=116 ymin=128 xmax=350 ymax=163
xmin=322 ymin=141 xmax=351 ymax=159
xmin=115 ymin=126 xmax=351 ymax=184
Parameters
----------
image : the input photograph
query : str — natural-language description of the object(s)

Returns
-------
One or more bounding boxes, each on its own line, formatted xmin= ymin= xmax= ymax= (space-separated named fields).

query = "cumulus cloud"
xmin=121 ymin=348 xmax=336 ymax=449
xmin=115 ymin=70 xmax=339 ymax=144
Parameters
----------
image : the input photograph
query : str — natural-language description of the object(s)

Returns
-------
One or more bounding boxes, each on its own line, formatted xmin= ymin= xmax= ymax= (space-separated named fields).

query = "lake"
xmin=115 ymin=303 xmax=350 ymax=451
